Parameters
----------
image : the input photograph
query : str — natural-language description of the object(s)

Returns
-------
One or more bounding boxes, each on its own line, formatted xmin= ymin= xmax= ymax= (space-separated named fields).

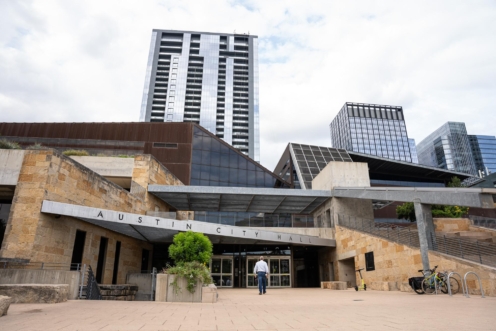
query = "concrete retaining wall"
xmin=0 ymin=269 xmax=80 ymax=299
xmin=0 ymin=284 xmax=69 ymax=303
xmin=126 ymin=273 xmax=152 ymax=301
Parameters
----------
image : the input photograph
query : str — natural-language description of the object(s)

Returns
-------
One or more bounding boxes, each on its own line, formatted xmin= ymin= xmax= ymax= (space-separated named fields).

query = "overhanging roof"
xmin=348 ymin=151 xmax=474 ymax=182
xmin=148 ymin=185 xmax=331 ymax=214
xmin=40 ymin=201 xmax=335 ymax=246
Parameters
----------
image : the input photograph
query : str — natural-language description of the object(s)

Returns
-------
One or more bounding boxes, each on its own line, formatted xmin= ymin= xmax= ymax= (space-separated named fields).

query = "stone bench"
xmin=0 ymin=284 xmax=68 ymax=303
xmin=321 ymin=281 xmax=347 ymax=290
xmin=0 ymin=295 xmax=12 ymax=317
xmin=98 ymin=284 xmax=139 ymax=301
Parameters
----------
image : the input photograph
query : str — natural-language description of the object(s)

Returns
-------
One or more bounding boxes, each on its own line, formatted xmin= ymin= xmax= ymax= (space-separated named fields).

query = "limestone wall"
xmin=0 ymin=150 xmax=184 ymax=284
xmin=331 ymin=226 xmax=496 ymax=296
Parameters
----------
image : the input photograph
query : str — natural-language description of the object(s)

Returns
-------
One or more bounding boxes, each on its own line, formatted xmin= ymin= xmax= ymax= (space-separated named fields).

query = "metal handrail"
xmin=337 ymin=214 xmax=496 ymax=268
xmin=446 ymin=271 xmax=466 ymax=297
xmin=463 ymin=271 xmax=485 ymax=298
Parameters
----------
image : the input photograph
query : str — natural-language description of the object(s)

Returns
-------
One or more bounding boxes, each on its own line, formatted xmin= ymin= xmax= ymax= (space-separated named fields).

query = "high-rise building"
xmin=416 ymin=122 xmax=477 ymax=175
xmin=409 ymin=139 xmax=419 ymax=164
xmin=140 ymin=29 xmax=260 ymax=161
xmin=468 ymin=135 xmax=496 ymax=176
xmin=330 ymin=102 xmax=414 ymax=162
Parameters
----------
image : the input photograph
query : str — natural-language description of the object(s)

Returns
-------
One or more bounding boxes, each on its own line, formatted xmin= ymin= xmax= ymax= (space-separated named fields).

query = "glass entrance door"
xmin=247 ymin=257 xmax=291 ymax=288
xmin=210 ymin=256 xmax=233 ymax=287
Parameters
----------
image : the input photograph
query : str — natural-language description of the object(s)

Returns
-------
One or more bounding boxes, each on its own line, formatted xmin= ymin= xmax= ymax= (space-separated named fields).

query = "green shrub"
xmin=0 ymin=139 xmax=21 ymax=149
xmin=168 ymin=231 xmax=213 ymax=264
xmin=164 ymin=261 xmax=212 ymax=294
xmin=396 ymin=202 xmax=416 ymax=222
xmin=62 ymin=149 xmax=90 ymax=156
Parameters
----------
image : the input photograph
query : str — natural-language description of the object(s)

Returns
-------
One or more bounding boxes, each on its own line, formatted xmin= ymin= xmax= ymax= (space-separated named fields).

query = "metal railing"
xmin=84 ymin=265 xmax=102 ymax=300
xmin=469 ymin=215 xmax=496 ymax=229
xmin=1 ymin=261 xmax=82 ymax=271
xmin=338 ymin=214 xmax=496 ymax=268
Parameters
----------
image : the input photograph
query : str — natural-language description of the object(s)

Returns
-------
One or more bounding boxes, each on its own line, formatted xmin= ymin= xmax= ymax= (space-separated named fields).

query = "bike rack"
xmin=463 ymin=271 xmax=485 ymax=298
xmin=446 ymin=272 xmax=466 ymax=297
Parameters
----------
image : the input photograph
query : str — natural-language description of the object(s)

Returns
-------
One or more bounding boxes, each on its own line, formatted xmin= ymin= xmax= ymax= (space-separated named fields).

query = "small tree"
xmin=168 ymin=231 xmax=213 ymax=264
xmin=396 ymin=202 xmax=416 ymax=222
xmin=166 ymin=231 xmax=213 ymax=293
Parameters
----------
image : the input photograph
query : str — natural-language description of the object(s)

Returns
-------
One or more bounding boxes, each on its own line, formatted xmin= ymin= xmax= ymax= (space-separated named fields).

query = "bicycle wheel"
xmin=441 ymin=278 xmax=460 ymax=295
xmin=422 ymin=278 xmax=436 ymax=294
xmin=413 ymin=286 xmax=424 ymax=295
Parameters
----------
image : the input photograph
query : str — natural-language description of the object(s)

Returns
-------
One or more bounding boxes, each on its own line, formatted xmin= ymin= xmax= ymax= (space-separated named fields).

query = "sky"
xmin=1 ymin=0 xmax=495 ymax=170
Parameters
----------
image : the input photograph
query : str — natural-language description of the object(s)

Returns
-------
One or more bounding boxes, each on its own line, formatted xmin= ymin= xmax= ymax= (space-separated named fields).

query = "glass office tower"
xmin=330 ymin=102 xmax=414 ymax=162
xmin=140 ymin=30 xmax=260 ymax=161
xmin=409 ymin=139 xmax=419 ymax=164
xmin=468 ymin=135 xmax=496 ymax=175
xmin=416 ymin=122 xmax=477 ymax=175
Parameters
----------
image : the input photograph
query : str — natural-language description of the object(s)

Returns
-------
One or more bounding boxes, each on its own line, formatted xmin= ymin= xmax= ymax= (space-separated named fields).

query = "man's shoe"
xmin=263 ymin=291 xmax=266 ymax=294
xmin=259 ymin=292 xmax=262 ymax=295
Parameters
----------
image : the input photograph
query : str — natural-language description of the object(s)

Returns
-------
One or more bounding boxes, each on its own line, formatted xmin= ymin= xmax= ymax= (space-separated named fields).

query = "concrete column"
xmin=413 ymin=200 xmax=436 ymax=272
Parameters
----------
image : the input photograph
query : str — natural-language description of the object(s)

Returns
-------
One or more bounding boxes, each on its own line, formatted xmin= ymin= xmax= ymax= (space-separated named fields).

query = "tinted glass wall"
xmin=191 ymin=126 xmax=287 ymax=188
xmin=469 ymin=135 xmax=496 ymax=175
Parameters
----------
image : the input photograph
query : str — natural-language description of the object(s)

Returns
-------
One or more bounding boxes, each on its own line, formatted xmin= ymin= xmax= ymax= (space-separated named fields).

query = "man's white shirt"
xmin=253 ymin=260 xmax=269 ymax=274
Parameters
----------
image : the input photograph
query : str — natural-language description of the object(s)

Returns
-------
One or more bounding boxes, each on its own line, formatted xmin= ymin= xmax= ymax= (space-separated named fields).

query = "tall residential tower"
xmin=330 ymin=102 xmax=415 ymax=163
xmin=140 ymin=30 xmax=260 ymax=161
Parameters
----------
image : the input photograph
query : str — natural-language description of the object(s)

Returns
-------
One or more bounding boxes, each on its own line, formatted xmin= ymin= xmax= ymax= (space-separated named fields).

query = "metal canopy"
xmin=148 ymin=185 xmax=332 ymax=214
xmin=40 ymin=201 xmax=335 ymax=246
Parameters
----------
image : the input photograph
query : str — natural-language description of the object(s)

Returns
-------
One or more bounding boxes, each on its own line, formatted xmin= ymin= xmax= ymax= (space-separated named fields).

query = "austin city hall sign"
xmin=41 ymin=201 xmax=335 ymax=247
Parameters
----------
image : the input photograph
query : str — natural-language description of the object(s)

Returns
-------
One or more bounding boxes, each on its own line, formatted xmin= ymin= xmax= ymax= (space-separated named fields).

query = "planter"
xmin=166 ymin=274 xmax=203 ymax=303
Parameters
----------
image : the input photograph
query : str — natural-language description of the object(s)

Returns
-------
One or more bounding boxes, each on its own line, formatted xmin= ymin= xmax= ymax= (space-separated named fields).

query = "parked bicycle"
xmin=409 ymin=266 xmax=460 ymax=295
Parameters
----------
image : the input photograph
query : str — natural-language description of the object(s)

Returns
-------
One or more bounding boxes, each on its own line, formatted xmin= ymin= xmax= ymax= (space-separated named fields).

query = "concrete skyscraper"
xmin=140 ymin=29 xmax=260 ymax=161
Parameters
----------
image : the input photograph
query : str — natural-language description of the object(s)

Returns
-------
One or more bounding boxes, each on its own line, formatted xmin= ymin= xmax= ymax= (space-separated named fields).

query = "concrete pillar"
xmin=413 ymin=200 xmax=436 ymax=272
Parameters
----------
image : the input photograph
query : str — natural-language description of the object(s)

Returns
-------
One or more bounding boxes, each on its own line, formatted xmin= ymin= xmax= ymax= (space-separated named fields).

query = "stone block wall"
xmin=0 ymin=150 xmax=184 ymax=284
xmin=330 ymin=226 xmax=496 ymax=296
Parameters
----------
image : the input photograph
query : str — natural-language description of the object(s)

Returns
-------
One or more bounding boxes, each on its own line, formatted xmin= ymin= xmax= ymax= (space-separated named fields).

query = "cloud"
xmin=0 ymin=0 xmax=495 ymax=171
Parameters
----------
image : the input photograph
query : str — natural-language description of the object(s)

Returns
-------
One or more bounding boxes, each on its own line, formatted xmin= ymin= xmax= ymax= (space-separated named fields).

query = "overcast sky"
xmin=1 ymin=0 xmax=495 ymax=170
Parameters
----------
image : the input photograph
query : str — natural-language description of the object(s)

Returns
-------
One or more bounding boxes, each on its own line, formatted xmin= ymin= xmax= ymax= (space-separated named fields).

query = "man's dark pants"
xmin=257 ymin=271 xmax=267 ymax=294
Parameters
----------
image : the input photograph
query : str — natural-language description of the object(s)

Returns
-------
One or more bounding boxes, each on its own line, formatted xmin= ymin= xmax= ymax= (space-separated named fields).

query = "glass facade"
xmin=141 ymin=30 xmax=260 ymax=161
xmin=417 ymin=122 xmax=477 ymax=175
xmin=409 ymin=139 xmax=419 ymax=164
xmin=469 ymin=135 xmax=496 ymax=175
xmin=330 ymin=102 xmax=414 ymax=163
xmin=190 ymin=126 xmax=298 ymax=226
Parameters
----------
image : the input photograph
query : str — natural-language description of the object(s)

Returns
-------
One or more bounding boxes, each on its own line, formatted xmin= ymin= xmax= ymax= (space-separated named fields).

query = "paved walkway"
xmin=0 ymin=288 xmax=494 ymax=330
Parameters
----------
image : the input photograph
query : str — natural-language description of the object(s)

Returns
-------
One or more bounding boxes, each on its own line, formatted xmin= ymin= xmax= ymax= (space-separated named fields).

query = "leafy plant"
xmin=62 ymin=149 xmax=90 ymax=156
xmin=0 ymin=139 xmax=21 ymax=149
xmin=396 ymin=177 xmax=469 ymax=221
xmin=164 ymin=261 xmax=212 ymax=294
xmin=27 ymin=143 xmax=44 ymax=150
xmin=168 ymin=231 xmax=213 ymax=264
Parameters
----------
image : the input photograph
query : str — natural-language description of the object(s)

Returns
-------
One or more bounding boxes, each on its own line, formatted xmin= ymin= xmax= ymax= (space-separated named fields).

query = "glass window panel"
xmin=210 ymin=166 xmax=220 ymax=181
xmin=191 ymin=164 xmax=201 ymax=179
xmin=281 ymin=275 xmax=290 ymax=286
xmin=222 ymin=275 xmax=232 ymax=287
xmin=212 ymin=275 xmax=222 ymax=286
xmin=211 ymin=152 xmax=220 ymax=166
xmin=265 ymin=173 xmax=275 ymax=187
xmin=211 ymin=259 xmax=221 ymax=273
xmin=201 ymin=136 xmax=211 ymax=150
xmin=229 ymin=150 xmax=238 ymax=168
xmin=229 ymin=168 xmax=238 ymax=184
xmin=247 ymin=170 xmax=256 ymax=184
xmin=201 ymin=165 xmax=210 ymax=180
xmin=247 ymin=161 xmax=256 ymax=171
xmin=210 ymin=139 xmax=220 ymax=153
xmin=201 ymin=150 xmax=211 ymax=164
xmin=192 ymin=150 xmax=202 ymax=164
xmin=237 ymin=169 xmax=247 ymax=185
xmin=270 ymin=260 xmax=280 ymax=274
xmin=270 ymin=275 xmax=280 ymax=286
xmin=256 ymin=171 xmax=265 ymax=186
xmin=219 ymin=167 xmax=229 ymax=182
xmin=220 ymin=152 xmax=229 ymax=166
xmin=222 ymin=259 xmax=232 ymax=273
xmin=238 ymin=157 xmax=248 ymax=170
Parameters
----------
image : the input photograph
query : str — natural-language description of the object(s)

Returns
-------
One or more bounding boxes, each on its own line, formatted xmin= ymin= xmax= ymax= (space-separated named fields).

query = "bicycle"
xmin=420 ymin=266 xmax=460 ymax=295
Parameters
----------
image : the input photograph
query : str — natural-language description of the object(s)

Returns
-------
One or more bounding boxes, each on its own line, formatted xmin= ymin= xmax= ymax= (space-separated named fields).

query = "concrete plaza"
xmin=0 ymin=288 xmax=494 ymax=331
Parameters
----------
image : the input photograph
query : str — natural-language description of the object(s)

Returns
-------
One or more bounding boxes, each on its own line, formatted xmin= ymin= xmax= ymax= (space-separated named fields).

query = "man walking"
xmin=253 ymin=256 xmax=269 ymax=295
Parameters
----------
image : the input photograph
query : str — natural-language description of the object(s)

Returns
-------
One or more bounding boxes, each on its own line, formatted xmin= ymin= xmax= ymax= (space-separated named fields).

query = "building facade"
xmin=468 ymin=135 xmax=496 ymax=176
xmin=330 ymin=102 xmax=414 ymax=162
xmin=416 ymin=122 xmax=477 ymax=175
xmin=140 ymin=29 xmax=260 ymax=161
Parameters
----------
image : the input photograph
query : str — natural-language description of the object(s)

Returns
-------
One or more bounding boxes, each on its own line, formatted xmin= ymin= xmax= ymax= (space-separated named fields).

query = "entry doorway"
xmin=210 ymin=256 xmax=233 ymax=287
xmin=247 ymin=257 xmax=291 ymax=288
xmin=338 ymin=257 xmax=356 ymax=288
